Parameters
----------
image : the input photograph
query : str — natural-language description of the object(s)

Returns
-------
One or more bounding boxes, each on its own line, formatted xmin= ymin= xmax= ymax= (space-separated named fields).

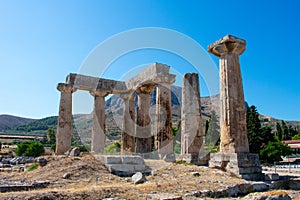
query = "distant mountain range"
xmin=1 ymin=86 xmax=299 ymax=137
xmin=0 ymin=115 xmax=35 ymax=131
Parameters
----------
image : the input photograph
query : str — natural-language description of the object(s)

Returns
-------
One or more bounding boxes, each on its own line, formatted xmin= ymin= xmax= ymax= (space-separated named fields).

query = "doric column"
xmin=135 ymin=85 xmax=155 ymax=154
xmin=208 ymin=35 xmax=249 ymax=153
xmin=155 ymin=83 xmax=173 ymax=156
xmin=181 ymin=73 xmax=203 ymax=157
xmin=90 ymin=91 xmax=107 ymax=154
xmin=120 ymin=92 xmax=136 ymax=154
xmin=56 ymin=83 xmax=76 ymax=154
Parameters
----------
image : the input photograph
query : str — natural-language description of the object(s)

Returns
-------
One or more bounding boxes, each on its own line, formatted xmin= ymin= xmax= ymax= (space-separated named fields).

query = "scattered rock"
xmin=265 ymin=173 xmax=280 ymax=181
xmin=147 ymin=193 xmax=182 ymax=200
xmin=163 ymin=154 xmax=176 ymax=162
xmin=69 ymin=147 xmax=80 ymax=157
xmin=35 ymin=157 xmax=47 ymax=167
xmin=191 ymin=172 xmax=200 ymax=177
xmin=63 ymin=173 xmax=71 ymax=179
xmin=132 ymin=172 xmax=145 ymax=184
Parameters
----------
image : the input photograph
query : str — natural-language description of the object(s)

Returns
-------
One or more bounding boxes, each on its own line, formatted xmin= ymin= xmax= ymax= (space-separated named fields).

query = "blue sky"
xmin=0 ymin=0 xmax=299 ymax=121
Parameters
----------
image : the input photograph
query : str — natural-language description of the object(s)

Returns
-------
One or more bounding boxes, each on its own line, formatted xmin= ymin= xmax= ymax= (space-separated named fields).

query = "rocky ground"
xmin=0 ymin=153 xmax=299 ymax=199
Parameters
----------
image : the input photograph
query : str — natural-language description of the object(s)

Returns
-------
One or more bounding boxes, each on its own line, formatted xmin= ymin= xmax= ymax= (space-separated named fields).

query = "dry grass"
xmin=0 ymin=153 xmax=299 ymax=199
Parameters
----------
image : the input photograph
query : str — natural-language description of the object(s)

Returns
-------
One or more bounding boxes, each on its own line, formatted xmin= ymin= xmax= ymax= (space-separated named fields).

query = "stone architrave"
xmin=120 ymin=93 xmax=136 ymax=154
xmin=208 ymin=35 xmax=249 ymax=153
xmin=208 ymin=35 xmax=263 ymax=181
xmin=56 ymin=83 xmax=76 ymax=155
xmin=155 ymin=83 xmax=173 ymax=156
xmin=135 ymin=85 xmax=155 ymax=155
xmin=181 ymin=73 xmax=203 ymax=158
xmin=90 ymin=91 xmax=107 ymax=154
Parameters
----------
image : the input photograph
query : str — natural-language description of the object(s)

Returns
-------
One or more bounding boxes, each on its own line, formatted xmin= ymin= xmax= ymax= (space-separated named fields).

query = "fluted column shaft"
xmin=91 ymin=91 xmax=107 ymax=154
xmin=155 ymin=84 xmax=173 ymax=156
xmin=56 ymin=84 xmax=75 ymax=154
xmin=121 ymin=93 xmax=136 ymax=154
xmin=208 ymin=35 xmax=249 ymax=153
xmin=135 ymin=86 xmax=154 ymax=154
xmin=181 ymin=73 xmax=203 ymax=156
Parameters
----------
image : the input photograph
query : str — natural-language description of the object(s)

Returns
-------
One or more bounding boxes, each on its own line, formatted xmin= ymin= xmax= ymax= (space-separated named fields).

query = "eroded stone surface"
xmin=208 ymin=34 xmax=249 ymax=153
xmin=155 ymin=84 xmax=173 ymax=156
xmin=181 ymin=73 xmax=203 ymax=160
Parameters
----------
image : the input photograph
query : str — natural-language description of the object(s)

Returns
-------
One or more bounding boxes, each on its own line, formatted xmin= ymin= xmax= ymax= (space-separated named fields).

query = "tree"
xmin=260 ymin=140 xmax=292 ymax=163
xmin=261 ymin=126 xmax=275 ymax=145
xmin=276 ymin=122 xmax=283 ymax=141
xmin=281 ymin=120 xmax=289 ymax=140
xmin=246 ymin=105 xmax=263 ymax=153
xmin=46 ymin=128 xmax=56 ymax=145
xmin=205 ymin=110 xmax=220 ymax=146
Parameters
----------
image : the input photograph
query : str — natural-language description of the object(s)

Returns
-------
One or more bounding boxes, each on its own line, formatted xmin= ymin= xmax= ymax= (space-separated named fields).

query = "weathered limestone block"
xmin=155 ymin=83 xmax=174 ymax=156
xmin=121 ymin=93 xmax=136 ymax=154
xmin=56 ymin=83 xmax=76 ymax=155
xmin=208 ymin=34 xmax=249 ymax=153
xmin=125 ymin=63 xmax=175 ymax=91
xmin=135 ymin=85 xmax=155 ymax=155
xmin=181 ymin=73 xmax=203 ymax=160
xmin=66 ymin=73 xmax=127 ymax=94
xmin=90 ymin=91 xmax=107 ymax=154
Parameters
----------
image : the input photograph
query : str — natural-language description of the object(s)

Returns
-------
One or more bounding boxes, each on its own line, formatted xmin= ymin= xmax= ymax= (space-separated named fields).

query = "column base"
xmin=177 ymin=153 xmax=210 ymax=166
xmin=209 ymin=153 xmax=264 ymax=181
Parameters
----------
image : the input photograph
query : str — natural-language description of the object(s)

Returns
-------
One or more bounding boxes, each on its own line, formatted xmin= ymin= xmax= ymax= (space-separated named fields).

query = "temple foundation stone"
xmin=208 ymin=35 xmax=263 ymax=180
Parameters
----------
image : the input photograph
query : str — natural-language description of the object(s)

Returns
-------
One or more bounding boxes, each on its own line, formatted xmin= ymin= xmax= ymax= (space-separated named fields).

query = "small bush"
xmin=104 ymin=142 xmax=121 ymax=154
xmin=78 ymin=145 xmax=88 ymax=152
xmin=26 ymin=163 xmax=38 ymax=172
xmin=15 ymin=142 xmax=45 ymax=157
xmin=176 ymin=160 xmax=192 ymax=165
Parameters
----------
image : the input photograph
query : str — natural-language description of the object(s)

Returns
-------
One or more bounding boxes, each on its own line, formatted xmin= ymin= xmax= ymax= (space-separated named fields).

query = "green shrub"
xmin=26 ymin=163 xmax=38 ymax=172
xmin=15 ymin=142 xmax=45 ymax=157
xmin=104 ymin=142 xmax=121 ymax=154
xmin=260 ymin=140 xmax=292 ymax=163
xmin=51 ymin=144 xmax=56 ymax=152
xmin=174 ymin=143 xmax=181 ymax=154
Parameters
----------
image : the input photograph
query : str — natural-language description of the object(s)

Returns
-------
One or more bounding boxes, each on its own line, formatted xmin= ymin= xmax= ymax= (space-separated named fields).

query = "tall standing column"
xmin=121 ymin=93 xmax=136 ymax=154
xmin=155 ymin=84 xmax=173 ymax=156
xmin=90 ymin=91 xmax=107 ymax=154
xmin=56 ymin=83 xmax=75 ymax=155
xmin=181 ymin=73 xmax=203 ymax=158
xmin=208 ymin=35 xmax=249 ymax=153
xmin=208 ymin=35 xmax=263 ymax=181
xmin=135 ymin=85 xmax=154 ymax=155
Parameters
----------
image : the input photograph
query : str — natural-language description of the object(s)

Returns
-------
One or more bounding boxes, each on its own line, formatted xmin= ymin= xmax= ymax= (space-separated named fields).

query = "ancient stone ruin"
xmin=56 ymin=63 xmax=176 ymax=158
xmin=208 ymin=35 xmax=263 ymax=180
xmin=56 ymin=35 xmax=263 ymax=180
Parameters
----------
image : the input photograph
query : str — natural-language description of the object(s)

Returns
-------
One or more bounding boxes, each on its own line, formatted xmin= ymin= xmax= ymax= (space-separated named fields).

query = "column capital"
xmin=136 ymin=84 xmax=155 ymax=94
xmin=90 ymin=90 xmax=109 ymax=97
xmin=208 ymin=35 xmax=246 ymax=57
xmin=119 ymin=91 xmax=135 ymax=101
xmin=57 ymin=83 xmax=76 ymax=93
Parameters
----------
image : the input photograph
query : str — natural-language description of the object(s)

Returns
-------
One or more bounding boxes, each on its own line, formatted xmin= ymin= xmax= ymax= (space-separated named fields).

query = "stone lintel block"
xmin=125 ymin=63 xmax=175 ymax=89
xmin=122 ymin=156 xmax=145 ymax=165
xmin=66 ymin=73 xmax=127 ymax=94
